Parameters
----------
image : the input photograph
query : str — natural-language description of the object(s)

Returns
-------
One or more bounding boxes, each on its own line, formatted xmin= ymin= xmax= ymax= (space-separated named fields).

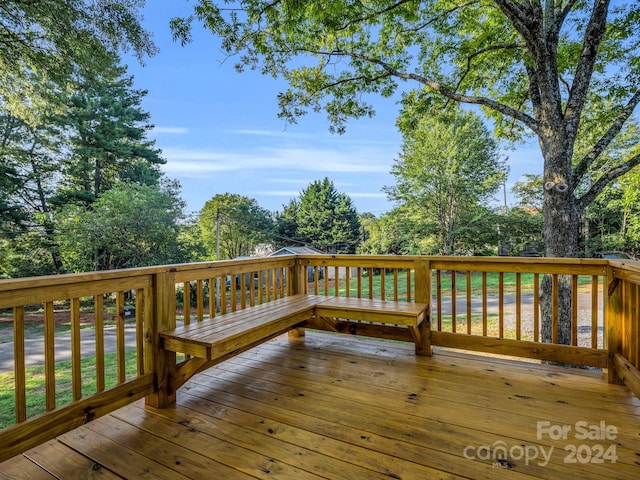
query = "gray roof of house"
xmin=269 ymin=246 xmax=324 ymax=256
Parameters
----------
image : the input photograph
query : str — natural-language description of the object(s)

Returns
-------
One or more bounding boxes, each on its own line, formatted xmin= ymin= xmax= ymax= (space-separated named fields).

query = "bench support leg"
xmin=414 ymin=320 xmax=432 ymax=356
xmin=288 ymin=327 xmax=306 ymax=338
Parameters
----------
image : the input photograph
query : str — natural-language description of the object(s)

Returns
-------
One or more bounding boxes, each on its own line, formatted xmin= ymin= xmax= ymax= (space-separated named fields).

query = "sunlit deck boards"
xmin=2 ymin=332 xmax=640 ymax=480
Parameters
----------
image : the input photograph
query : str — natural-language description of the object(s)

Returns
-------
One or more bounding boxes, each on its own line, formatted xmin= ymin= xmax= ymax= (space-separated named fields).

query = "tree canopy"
xmin=175 ymin=0 xmax=640 ymax=260
xmin=387 ymin=108 xmax=506 ymax=255
xmin=199 ymin=193 xmax=275 ymax=260
xmin=56 ymin=182 xmax=187 ymax=272
xmin=1 ymin=0 xmax=156 ymax=122
xmin=281 ymin=178 xmax=362 ymax=254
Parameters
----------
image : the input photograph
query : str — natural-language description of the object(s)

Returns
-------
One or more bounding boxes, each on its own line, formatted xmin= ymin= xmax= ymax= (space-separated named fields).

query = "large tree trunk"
xmin=539 ymin=137 xmax=579 ymax=345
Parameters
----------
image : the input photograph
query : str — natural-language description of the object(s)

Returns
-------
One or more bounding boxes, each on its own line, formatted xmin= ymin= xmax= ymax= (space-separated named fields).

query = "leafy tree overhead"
xmin=0 ymin=0 xmax=156 ymax=123
xmin=176 ymin=1 xmax=640 ymax=261
xmin=199 ymin=193 xmax=274 ymax=260
xmin=296 ymin=178 xmax=361 ymax=254
xmin=387 ymin=109 xmax=506 ymax=255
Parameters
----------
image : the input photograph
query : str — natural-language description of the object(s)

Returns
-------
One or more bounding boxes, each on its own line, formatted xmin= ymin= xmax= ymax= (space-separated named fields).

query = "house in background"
xmin=269 ymin=246 xmax=357 ymax=281
xmin=269 ymin=246 xmax=325 ymax=282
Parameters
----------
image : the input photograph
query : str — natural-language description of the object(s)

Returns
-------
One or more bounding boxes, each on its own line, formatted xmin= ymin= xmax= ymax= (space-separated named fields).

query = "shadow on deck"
xmin=2 ymin=332 xmax=640 ymax=480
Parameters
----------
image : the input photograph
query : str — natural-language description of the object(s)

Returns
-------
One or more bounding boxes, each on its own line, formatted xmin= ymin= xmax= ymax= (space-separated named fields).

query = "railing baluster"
xmin=94 ymin=295 xmax=105 ymax=392
xmin=393 ymin=268 xmax=399 ymax=301
xmin=552 ymin=274 xmax=559 ymax=344
xmin=380 ymin=268 xmax=386 ymax=301
xmin=345 ymin=267 xmax=350 ymax=298
xmin=197 ymin=280 xmax=204 ymax=319
xmin=629 ymin=283 xmax=637 ymax=366
xmin=591 ymin=275 xmax=598 ymax=348
xmin=70 ymin=297 xmax=82 ymax=400
xmin=622 ymin=281 xmax=629 ymax=360
xmin=116 ymin=291 xmax=126 ymax=384
xmin=322 ymin=265 xmax=329 ymax=297
xmin=265 ymin=270 xmax=271 ymax=302
xmin=482 ymin=272 xmax=487 ymax=336
xmin=221 ymin=276 xmax=228 ymax=314
xmin=183 ymin=282 xmax=191 ymax=325
xmin=13 ymin=306 xmax=26 ymax=423
xmin=44 ymin=301 xmax=56 ymax=410
xmin=533 ymin=273 xmax=540 ymax=342
xmin=136 ymin=288 xmax=144 ymax=375
xmin=208 ymin=278 xmax=216 ymax=315
xmin=280 ymin=267 xmax=286 ymax=298
xmin=406 ymin=268 xmax=412 ymax=303
xmin=466 ymin=271 xmax=472 ymax=334
xmin=231 ymin=277 xmax=238 ymax=311
xmin=436 ymin=270 xmax=442 ymax=331
xmin=499 ymin=272 xmax=504 ymax=338
xmin=368 ymin=267 xmax=373 ymax=299
xmin=516 ymin=272 xmax=522 ymax=340
xmin=571 ymin=275 xmax=578 ymax=346
xmin=451 ymin=271 xmax=457 ymax=333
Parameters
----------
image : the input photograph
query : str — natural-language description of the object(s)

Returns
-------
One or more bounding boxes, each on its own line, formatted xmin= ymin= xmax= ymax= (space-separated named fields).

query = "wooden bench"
xmin=160 ymin=294 xmax=430 ymax=394
xmin=306 ymin=295 xmax=431 ymax=356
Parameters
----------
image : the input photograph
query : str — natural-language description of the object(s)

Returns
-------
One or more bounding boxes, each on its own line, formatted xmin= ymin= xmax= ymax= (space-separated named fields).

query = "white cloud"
xmin=153 ymin=126 xmax=189 ymax=134
xmin=347 ymin=192 xmax=387 ymax=199
xmin=227 ymin=128 xmax=312 ymax=139
xmin=252 ymin=190 xmax=301 ymax=197
xmin=160 ymin=145 xmax=392 ymax=176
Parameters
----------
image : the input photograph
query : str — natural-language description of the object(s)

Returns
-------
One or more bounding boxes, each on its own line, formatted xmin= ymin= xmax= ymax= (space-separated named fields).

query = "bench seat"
xmin=308 ymin=295 xmax=430 ymax=355
xmin=161 ymin=295 xmax=318 ymax=361
xmin=161 ymin=294 xmax=430 ymax=377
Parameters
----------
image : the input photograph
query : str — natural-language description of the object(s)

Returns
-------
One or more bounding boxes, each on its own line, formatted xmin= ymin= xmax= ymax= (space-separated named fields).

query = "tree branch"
xmin=564 ymin=0 xmax=610 ymax=136
xmin=576 ymin=152 xmax=640 ymax=213
xmin=342 ymin=50 xmax=540 ymax=134
xmin=572 ymin=89 xmax=640 ymax=188
xmin=454 ymin=42 xmax=525 ymax=93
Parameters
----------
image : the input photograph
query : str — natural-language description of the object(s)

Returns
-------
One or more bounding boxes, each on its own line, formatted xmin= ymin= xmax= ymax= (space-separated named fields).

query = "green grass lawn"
xmin=316 ymin=270 xmax=598 ymax=299
xmin=0 ymin=349 xmax=138 ymax=429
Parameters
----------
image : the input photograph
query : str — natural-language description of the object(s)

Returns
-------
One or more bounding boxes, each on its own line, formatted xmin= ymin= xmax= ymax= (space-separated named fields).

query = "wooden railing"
xmin=607 ymin=259 xmax=640 ymax=393
xmin=0 ymin=254 xmax=639 ymax=462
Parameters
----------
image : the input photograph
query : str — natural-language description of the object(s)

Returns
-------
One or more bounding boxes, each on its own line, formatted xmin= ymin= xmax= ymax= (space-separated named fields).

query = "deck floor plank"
xmin=190 ymin=351 xmax=640 ymax=478
xmin=2 ymin=332 xmax=639 ymax=479
xmin=0 ymin=445 xmax=58 ymax=480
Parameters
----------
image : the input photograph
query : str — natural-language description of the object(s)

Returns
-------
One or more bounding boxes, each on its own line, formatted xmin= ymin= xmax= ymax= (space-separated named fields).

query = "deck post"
xmin=146 ymin=270 xmax=177 ymax=407
xmin=288 ymin=258 xmax=307 ymax=338
xmin=414 ymin=258 xmax=432 ymax=356
xmin=606 ymin=265 xmax=624 ymax=384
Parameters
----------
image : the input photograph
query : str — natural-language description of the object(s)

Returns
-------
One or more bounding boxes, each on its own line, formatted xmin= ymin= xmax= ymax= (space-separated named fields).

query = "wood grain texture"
xmin=3 ymin=334 xmax=638 ymax=480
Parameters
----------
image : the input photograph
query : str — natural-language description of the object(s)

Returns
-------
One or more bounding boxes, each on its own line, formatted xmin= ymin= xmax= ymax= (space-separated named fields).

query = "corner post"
xmin=146 ymin=270 xmax=177 ymax=407
xmin=288 ymin=257 xmax=307 ymax=338
xmin=414 ymin=257 xmax=432 ymax=356
xmin=606 ymin=264 xmax=623 ymax=384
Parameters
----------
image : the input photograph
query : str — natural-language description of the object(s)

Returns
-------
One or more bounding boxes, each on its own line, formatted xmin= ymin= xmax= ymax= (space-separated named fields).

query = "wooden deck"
xmin=2 ymin=332 xmax=640 ymax=479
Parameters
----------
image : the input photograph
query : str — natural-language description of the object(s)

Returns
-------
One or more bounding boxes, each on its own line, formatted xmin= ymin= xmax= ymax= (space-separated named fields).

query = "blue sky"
xmin=124 ymin=2 xmax=544 ymax=216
